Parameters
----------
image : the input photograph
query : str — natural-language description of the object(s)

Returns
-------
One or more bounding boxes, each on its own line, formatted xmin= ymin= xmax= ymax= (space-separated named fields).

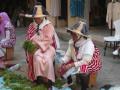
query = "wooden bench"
xmin=5 ymin=47 xmax=14 ymax=60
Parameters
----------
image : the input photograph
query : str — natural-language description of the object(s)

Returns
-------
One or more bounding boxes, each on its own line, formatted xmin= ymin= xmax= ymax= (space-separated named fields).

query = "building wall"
xmin=46 ymin=0 xmax=89 ymax=27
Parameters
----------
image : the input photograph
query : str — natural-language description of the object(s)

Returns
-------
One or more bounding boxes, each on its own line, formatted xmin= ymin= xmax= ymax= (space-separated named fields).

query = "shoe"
xmin=62 ymin=82 xmax=73 ymax=88
xmin=113 ymin=50 xmax=118 ymax=55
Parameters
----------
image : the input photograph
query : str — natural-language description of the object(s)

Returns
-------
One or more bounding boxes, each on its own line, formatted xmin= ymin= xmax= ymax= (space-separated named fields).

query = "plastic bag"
xmin=7 ymin=64 xmax=20 ymax=72
xmin=52 ymin=86 xmax=72 ymax=90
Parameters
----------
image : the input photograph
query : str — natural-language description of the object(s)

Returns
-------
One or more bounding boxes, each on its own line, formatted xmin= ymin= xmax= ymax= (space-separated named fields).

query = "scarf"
xmin=33 ymin=18 xmax=51 ymax=30
xmin=0 ymin=12 xmax=11 ymax=39
xmin=75 ymin=37 xmax=88 ymax=48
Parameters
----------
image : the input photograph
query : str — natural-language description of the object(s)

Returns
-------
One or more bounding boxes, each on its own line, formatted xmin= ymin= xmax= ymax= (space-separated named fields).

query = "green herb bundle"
xmin=23 ymin=40 xmax=37 ymax=54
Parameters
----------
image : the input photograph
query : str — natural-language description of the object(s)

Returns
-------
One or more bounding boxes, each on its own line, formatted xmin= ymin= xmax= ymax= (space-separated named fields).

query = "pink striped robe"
xmin=80 ymin=47 xmax=102 ymax=73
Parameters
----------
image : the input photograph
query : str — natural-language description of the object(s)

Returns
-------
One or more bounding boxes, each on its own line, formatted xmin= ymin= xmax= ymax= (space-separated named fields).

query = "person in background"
xmin=0 ymin=12 xmax=16 ymax=68
xmin=58 ymin=21 xmax=102 ymax=90
xmin=20 ymin=3 xmax=60 ymax=90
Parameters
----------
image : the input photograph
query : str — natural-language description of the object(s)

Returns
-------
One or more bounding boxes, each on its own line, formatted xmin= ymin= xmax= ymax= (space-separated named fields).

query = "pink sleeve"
xmin=42 ymin=23 xmax=54 ymax=43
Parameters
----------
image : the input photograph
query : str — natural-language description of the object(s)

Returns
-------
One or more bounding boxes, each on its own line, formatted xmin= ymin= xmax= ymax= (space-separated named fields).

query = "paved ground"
xmin=9 ymin=27 xmax=120 ymax=90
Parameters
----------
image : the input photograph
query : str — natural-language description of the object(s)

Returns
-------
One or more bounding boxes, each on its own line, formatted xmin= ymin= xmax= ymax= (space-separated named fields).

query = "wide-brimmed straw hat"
xmin=32 ymin=5 xmax=46 ymax=18
xmin=25 ymin=3 xmax=49 ymax=18
xmin=66 ymin=21 xmax=89 ymax=38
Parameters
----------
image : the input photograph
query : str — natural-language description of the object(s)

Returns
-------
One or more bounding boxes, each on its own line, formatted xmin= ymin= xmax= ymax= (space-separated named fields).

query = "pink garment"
xmin=33 ymin=46 xmax=55 ymax=82
xmin=26 ymin=22 xmax=56 ymax=82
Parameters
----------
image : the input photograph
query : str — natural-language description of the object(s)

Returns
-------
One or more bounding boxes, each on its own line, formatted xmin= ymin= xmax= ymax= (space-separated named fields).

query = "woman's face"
xmin=71 ymin=32 xmax=80 ymax=42
xmin=34 ymin=17 xmax=44 ymax=24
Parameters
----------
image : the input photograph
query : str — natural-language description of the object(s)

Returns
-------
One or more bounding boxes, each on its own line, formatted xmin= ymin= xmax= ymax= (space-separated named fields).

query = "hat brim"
xmin=33 ymin=15 xmax=46 ymax=18
xmin=66 ymin=28 xmax=89 ymax=38
xmin=25 ymin=14 xmax=46 ymax=18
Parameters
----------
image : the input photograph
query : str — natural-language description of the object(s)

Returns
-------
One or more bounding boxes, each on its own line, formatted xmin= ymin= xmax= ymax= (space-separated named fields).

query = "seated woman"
xmin=0 ymin=12 xmax=16 ymax=68
xmin=58 ymin=21 xmax=102 ymax=90
xmin=23 ymin=4 xmax=60 ymax=89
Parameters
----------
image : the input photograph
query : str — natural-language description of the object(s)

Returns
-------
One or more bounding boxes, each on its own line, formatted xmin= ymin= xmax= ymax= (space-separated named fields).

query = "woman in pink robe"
xmin=26 ymin=20 xmax=56 ymax=82
xmin=23 ymin=4 xmax=60 ymax=89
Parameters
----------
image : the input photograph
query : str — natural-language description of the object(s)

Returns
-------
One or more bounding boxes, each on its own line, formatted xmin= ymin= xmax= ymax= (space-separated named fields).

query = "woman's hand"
xmin=64 ymin=63 xmax=75 ymax=71
xmin=64 ymin=64 xmax=72 ymax=71
xmin=58 ymin=62 xmax=75 ymax=76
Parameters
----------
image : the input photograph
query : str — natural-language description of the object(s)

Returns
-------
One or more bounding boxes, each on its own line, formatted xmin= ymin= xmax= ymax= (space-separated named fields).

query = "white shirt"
xmin=62 ymin=38 xmax=95 ymax=68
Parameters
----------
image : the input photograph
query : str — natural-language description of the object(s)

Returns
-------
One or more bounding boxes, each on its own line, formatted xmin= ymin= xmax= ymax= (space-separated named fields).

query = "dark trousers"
xmin=67 ymin=74 xmax=90 ymax=90
xmin=79 ymin=74 xmax=90 ymax=90
xmin=67 ymin=75 xmax=73 ymax=84
xmin=36 ymin=76 xmax=53 ymax=88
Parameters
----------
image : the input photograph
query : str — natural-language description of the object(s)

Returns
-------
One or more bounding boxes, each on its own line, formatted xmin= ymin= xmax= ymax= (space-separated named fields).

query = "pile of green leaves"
xmin=0 ymin=70 xmax=48 ymax=90
xmin=23 ymin=40 xmax=37 ymax=53
xmin=53 ymin=78 xmax=65 ymax=88
xmin=0 ymin=70 xmax=78 ymax=90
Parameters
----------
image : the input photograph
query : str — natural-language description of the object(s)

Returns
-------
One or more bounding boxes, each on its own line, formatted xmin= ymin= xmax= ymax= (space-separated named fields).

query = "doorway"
xmin=89 ymin=0 xmax=107 ymax=26
xmin=58 ymin=0 xmax=68 ymax=27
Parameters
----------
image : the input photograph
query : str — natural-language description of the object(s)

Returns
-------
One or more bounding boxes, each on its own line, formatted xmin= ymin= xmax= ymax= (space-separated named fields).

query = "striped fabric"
xmin=80 ymin=47 xmax=102 ymax=73
xmin=26 ymin=52 xmax=35 ymax=81
xmin=26 ymin=23 xmax=36 ymax=40
xmin=25 ymin=23 xmax=36 ymax=81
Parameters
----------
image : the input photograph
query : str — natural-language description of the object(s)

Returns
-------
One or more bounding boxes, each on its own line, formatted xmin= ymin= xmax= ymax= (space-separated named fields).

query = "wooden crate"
xmin=6 ymin=47 xmax=14 ymax=60
xmin=89 ymin=72 xmax=97 ymax=88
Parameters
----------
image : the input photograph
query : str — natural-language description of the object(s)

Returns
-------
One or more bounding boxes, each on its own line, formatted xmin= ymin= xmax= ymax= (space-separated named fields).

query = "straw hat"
xmin=32 ymin=5 xmax=46 ymax=18
xmin=66 ymin=21 xmax=89 ymax=38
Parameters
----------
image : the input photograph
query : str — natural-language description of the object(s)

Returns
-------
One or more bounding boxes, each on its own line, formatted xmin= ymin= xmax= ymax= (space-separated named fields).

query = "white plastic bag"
xmin=7 ymin=64 xmax=20 ymax=72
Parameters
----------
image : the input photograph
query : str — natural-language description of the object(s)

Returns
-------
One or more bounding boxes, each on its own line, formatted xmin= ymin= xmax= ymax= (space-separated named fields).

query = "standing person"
xmin=0 ymin=12 xmax=16 ymax=68
xmin=22 ymin=4 xmax=60 ymax=89
xmin=58 ymin=21 xmax=102 ymax=90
